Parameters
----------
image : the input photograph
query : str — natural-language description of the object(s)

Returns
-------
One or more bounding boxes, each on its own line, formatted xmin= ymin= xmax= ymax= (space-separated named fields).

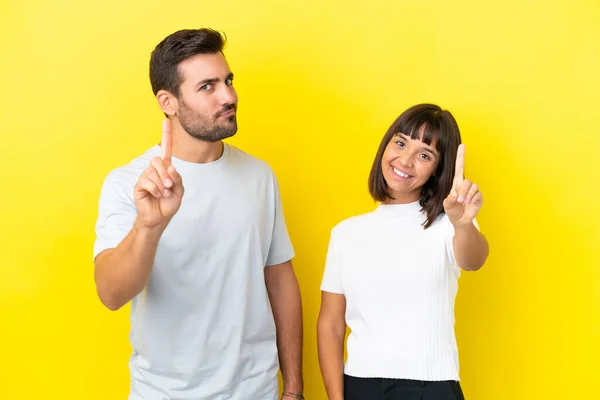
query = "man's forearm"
xmin=94 ymin=219 xmax=164 ymax=310
xmin=265 ymin=263 xmax=304 ymax=393
xmin=277 ymin=287 xmax=303 ymax=392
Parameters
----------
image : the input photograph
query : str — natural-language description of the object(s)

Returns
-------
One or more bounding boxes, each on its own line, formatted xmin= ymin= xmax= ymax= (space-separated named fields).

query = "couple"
xmin=93 ymin=28 xmax=489 ymax=400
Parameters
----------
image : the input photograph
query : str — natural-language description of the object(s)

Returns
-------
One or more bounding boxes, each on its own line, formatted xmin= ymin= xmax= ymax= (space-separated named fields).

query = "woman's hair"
xmin=368 ymin=103 xmax=462 ymax=228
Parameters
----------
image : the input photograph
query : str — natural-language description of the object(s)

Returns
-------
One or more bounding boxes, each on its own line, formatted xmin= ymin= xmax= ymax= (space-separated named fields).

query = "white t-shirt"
xmin=94 ymin=143 xmax=295 ymax=400
xmin=321 ymin=200 xmax=472 ymax=381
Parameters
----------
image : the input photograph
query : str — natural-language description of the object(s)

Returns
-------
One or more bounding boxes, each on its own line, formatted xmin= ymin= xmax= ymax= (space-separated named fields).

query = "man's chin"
xmin=207 ymin=128 xmax=237 ymax=143
xmin=220 ymin=122 xmax=237 ymax=138
xmin=220 ymin=121 xmax=237 ymax=136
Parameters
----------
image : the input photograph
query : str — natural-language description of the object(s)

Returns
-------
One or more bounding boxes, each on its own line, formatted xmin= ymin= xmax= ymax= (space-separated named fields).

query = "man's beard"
xmin=178 ymin=100 xmax=237 ymax=143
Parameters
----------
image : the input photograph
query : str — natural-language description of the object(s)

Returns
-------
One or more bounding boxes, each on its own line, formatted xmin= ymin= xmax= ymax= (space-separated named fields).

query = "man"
xmin=93 ymin=28 xmax=304 ymax=400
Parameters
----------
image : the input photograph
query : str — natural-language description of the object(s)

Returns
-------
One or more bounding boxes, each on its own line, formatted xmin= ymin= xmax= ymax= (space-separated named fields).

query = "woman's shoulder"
xmin=330 ymin=210 xmax=378 ymax=237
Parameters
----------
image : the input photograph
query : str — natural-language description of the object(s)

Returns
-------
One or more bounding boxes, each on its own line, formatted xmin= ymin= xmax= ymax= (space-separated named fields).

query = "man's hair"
xmin=149 ymin=28 xmax=226 ymax=97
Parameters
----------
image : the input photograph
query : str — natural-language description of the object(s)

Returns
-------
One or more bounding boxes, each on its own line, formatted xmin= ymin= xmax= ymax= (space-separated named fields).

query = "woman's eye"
xmin=419 ymin=153 xmax=431 ymax=161
xmin=396 ymin=141 xmax=405 ymax=148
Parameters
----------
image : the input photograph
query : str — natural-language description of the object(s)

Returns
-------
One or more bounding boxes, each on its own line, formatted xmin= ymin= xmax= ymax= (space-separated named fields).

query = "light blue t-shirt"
xmin=94 ymin=143 xmax=295 ymax=399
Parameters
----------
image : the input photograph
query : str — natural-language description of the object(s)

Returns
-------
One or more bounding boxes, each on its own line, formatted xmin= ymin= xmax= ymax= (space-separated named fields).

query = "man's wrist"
xmin=282 ymin=392 xmax=304 ymax=399
xmin=283 ymin=379 xmax=303 ymax=394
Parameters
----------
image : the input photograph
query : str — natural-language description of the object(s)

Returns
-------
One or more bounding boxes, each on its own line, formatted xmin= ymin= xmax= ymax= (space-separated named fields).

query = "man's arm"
xmin=94 ymin=118 xmax=183 ymax=311
xmin=94 ymin=220 xmax=164 ymax=311
xmin=264 ymin=260 xmax=303 ymax=395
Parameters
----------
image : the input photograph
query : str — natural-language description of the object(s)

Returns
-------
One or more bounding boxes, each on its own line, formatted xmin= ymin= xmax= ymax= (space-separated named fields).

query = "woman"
xmin=317 ymin=104 xmax=489 ymax=400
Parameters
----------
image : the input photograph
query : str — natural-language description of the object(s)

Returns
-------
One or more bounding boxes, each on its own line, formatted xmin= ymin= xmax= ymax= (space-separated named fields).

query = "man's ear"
xmin=157 ymin=90 xmax=178 ymax=116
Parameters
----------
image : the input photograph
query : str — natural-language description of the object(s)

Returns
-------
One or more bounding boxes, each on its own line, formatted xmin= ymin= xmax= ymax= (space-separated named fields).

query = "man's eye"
xmin=200 ymin=84 xmax=212 ymax=91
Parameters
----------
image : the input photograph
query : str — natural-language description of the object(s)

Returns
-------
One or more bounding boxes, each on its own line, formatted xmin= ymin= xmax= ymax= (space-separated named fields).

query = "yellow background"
xmin=1 ymin=0 xmax=599 ymax=398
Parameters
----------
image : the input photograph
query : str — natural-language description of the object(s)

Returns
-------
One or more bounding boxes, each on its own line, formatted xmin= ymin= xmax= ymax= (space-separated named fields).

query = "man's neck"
xmin=162 ymin=123 xmax=224 ymax=164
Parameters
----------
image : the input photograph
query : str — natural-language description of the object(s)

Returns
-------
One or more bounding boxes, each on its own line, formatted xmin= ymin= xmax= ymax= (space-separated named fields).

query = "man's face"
xmin=175 ymin=52 xmax=238 ymax=142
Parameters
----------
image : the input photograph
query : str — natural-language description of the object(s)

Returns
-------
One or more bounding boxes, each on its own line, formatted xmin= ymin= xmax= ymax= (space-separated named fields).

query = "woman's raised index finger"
xmin=454 ymin=144 xmax=465 ymax=183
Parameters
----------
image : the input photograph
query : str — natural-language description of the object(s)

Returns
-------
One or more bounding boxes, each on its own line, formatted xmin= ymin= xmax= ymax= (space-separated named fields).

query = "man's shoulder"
xmin=102 ymin=146 xmax=158 ymax=188
xmin=226 ymin=144 xmax=275 ymax=176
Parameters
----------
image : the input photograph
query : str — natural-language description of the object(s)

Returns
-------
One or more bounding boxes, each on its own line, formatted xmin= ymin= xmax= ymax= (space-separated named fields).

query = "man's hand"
xmin=134 ymin=118 xmax=184 ymax=228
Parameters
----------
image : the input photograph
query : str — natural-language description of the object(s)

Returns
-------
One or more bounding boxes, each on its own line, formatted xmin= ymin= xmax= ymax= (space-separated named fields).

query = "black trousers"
xmin=344 ymin=374 xmax=465 ymax=400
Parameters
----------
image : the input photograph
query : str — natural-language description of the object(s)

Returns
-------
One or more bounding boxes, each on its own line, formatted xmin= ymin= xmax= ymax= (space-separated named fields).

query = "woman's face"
xmin=381 ymin=132 xmax=441 ymax=204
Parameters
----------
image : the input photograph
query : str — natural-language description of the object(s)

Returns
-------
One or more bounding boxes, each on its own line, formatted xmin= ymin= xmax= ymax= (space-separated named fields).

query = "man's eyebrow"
xmin=196 ymin=72 xmax=234 ymax=87
xmin=196 ymin=77 xmax=220 ymax=87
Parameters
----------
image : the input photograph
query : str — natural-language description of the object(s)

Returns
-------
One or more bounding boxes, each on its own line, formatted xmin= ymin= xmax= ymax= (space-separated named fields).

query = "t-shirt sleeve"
xmin=320 ymin=227 xmax=343 ymax=294
xmin=93 ymin=171 xmax=138 ymax=261
xmin=265 ymin=173 xmax=295 ymax=266
xmin=444 ymin=215 xmax=480 ymax=274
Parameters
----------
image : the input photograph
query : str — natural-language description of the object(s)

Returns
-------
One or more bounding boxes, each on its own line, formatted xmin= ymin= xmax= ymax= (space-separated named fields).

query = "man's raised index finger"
xmin=161 ymin=118 xmax=172 ymax=162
